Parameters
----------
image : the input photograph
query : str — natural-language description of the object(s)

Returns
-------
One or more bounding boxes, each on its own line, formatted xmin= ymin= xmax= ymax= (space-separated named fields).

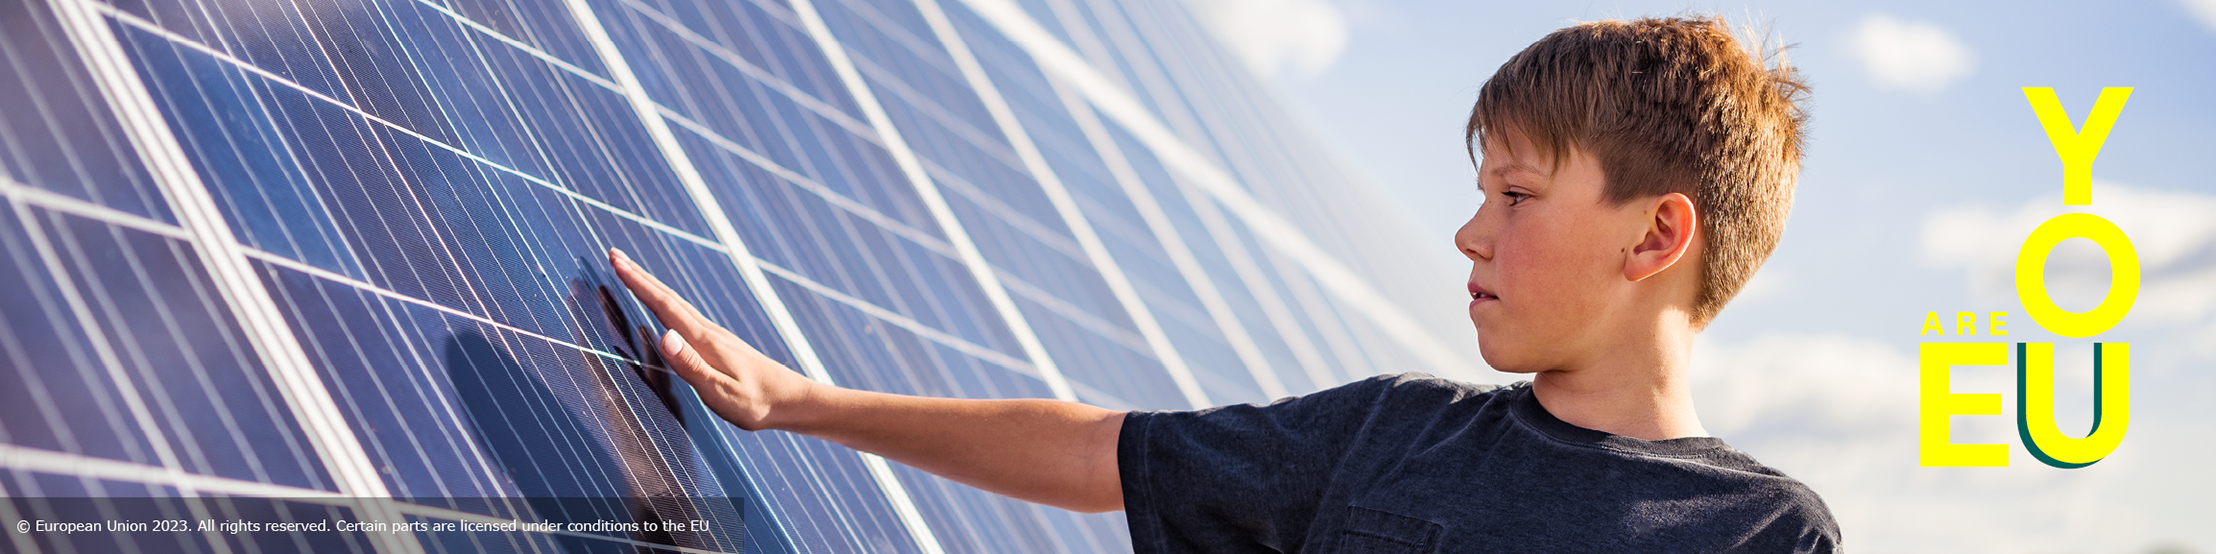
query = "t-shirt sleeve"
xmin=1118 ymin=375 xmax=1401 ymax=553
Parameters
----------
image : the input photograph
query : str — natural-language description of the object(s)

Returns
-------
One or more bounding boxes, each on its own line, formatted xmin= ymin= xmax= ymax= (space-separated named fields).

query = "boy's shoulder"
xmin=1123 ymin=373 xmax=1841 ymax=553
xmin=1361 ymin=372 xmax=1840 ymax=550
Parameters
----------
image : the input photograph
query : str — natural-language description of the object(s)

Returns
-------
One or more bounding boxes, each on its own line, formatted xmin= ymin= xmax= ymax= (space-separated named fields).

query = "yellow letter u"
xmin=2016 ymin=342 xmax=2130 ymax=468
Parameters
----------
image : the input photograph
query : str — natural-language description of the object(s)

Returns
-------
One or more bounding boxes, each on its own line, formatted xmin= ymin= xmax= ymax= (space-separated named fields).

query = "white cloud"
xmin=1848 ymin=13 xmax=1976 ymax=95
xmin=1184 ymin=0 xmax=1349 ymax=79
xmin=1733 ymin=268 xmax=1791 ymax=303
xmin=1921 ymin=182 xmax=2216 ymax=341
xmin=2187 ymin=0 xmax=2216 ymax=33
xmin=1691 ymin=334 xmax=2203 ymax=553
xmin=1693 ymin=334 xmax=1914 ymax=442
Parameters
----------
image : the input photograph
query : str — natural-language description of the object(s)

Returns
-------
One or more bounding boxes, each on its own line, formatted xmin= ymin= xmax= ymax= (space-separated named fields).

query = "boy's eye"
xmin=1502 ymin=191 xmax=1532 ymax=206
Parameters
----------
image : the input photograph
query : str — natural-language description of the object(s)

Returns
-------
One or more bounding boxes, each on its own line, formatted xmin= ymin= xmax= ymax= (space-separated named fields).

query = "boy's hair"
xmin=1465 ymin=15 xmax=1810 ymax=326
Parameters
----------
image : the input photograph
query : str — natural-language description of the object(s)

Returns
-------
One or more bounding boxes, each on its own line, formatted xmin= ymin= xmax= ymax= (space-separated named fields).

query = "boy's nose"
xmin=1455 ymin=210 xmax=1491 ymax=262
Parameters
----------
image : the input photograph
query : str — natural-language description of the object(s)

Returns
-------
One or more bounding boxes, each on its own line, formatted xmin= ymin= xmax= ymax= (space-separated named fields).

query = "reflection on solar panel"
xmin=1 ymin=0 xmax=1477 ymax=551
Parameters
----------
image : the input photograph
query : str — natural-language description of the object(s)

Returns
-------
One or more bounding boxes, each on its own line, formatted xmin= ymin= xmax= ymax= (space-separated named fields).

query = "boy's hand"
xmin=606 ymin=247 xmax=1124 ymax=513
xmin=608 ymin=248 xmax=820 ymax=431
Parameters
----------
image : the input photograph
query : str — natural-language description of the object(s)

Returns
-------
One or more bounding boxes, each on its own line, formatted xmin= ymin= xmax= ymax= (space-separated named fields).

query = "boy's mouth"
xmin=1467 ymin=282 xmax=1498 ymax=302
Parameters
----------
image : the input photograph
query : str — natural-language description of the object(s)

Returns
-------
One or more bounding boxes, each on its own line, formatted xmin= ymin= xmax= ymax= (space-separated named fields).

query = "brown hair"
xmin=1466 ymin=15 xmax=1810 ymax=326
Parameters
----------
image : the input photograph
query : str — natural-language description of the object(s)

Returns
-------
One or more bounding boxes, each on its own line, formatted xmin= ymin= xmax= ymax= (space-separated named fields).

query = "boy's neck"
xmin=1527 ymin=317 xmax=1707 ymax=441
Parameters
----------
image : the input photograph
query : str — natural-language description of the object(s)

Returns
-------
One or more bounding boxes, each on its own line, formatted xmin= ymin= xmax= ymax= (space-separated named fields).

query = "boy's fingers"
xmin=609 ymin=248 xmax=711 ymax=332
xmin=659 ymin=329 xmax=724 ymax=382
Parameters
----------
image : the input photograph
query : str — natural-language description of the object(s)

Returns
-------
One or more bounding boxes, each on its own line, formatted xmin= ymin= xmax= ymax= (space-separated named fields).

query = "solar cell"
xmin=2 ymin=0 xmax=1477 ymax=551
xmin=0 ymin=0 xmax=169 ymax=222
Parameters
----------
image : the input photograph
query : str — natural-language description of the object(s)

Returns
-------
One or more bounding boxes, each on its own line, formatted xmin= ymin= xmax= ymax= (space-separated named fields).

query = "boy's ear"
xmin=1624 ymin=192 xmax=1698 ymax=282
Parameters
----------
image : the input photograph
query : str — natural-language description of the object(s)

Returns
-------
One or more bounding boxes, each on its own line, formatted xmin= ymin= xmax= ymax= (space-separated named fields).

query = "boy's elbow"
xmin=1060 ymin=410 xmax=1126 ymax=514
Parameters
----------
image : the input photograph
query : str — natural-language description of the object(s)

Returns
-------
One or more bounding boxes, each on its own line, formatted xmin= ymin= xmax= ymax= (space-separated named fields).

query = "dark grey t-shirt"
xmin=1118 ymin=373 xmax=1840 ymax=553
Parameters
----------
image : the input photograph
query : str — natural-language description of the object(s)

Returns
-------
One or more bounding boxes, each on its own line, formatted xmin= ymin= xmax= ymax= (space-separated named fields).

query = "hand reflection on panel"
xmin=445 ymin=259 xmax=745 ymax=551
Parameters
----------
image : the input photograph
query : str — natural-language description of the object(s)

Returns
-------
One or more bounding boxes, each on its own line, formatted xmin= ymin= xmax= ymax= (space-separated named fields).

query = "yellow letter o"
xmin=2015 ymin=213 xmax=2139 ymax=338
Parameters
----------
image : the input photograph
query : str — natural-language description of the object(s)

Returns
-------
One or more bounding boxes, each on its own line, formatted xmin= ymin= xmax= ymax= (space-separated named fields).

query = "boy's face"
xmin=1456 ymin=128 xmax=1663 ymax=373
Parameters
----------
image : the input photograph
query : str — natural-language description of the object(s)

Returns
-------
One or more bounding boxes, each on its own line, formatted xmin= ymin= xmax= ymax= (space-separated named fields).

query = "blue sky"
xmin=1180 ymin=0 xmax=2216 ymax=551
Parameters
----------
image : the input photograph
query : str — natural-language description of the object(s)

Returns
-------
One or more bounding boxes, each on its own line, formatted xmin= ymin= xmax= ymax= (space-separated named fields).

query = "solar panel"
xmin=0 ymin=0 xmax=1475 ymax=552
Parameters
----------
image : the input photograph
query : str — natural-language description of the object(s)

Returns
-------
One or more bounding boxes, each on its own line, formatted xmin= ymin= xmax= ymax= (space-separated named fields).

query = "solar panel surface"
xmin=0 ymin=0 xmax=1475 ymax=551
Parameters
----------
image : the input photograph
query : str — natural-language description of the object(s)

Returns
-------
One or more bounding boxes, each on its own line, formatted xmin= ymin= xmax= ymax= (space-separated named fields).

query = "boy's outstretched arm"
xmin=608 ymin=249 xmax=1126 ymax=513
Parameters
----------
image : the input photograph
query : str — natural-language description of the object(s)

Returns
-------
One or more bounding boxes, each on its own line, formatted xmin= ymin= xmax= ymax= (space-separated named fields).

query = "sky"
xmin=1176 ymin=0 xmax=2216 ymax=551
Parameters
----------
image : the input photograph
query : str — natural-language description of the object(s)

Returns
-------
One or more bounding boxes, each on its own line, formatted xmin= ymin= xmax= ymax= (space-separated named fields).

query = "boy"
xmin=609 ymin=14 xmax=1838 ymax=553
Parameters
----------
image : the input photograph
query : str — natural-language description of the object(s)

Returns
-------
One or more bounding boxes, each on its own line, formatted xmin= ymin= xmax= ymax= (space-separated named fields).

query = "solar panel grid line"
xmin=257 ymin=256 xmax=811 ymax=548
xmin=848 ymin=0 xmax=1245 ymax=412
xmin=1105 ymin=0 xmax=1270 ymax=189
xmin=114 ymin=0 xmax=780 ymax=545
xmin=404 ymin=0 xmax=622 ymax=91
xmin=28 ymin=2 xmax=1028 ymax=551
xmin=630 ymin=0 xmax=869 ymax=123
xmin=606 ymin=0 xmax=926 ymax=216
xmin=0 ymin=443 xmax=341 ymax=501
xmin=446 ymin=0 xmax=620 ymax=80
xmin=0 ymin=3 xmax=172 ymax=224
xmin=54 ymin=207 xmax=320 ymax=489
xmin=989 ymin=0 xmax=1068 ymax=49
xmin=44 ymin=4 xmax=435 ymax=553
xmin=258 ymin=265 xmax=497 ymax=503
xmin=0 ymin=177 xmax=193 ymax=241
xmin=1024 ymin=0 xmax=1128 ymax=100
xmin=94 ymin=4 xmax=736 ymax=257
xmin=1059 ymin=0 xmax=1222 ymax=170
xmin=833 ymin=0 xmax=1204 ymax=423
xmin=243 ymin=247 xmax=631 ymax=366
xmin=130 ymin=0 xmax=713 ymax=251
xmin=1211 ymin=211 xmax=1357 ymax=388
xmin=687 ymin=415 xmax=814 ymax=554
xmin=51 ymin=0 xmax=381 ymax=499
xmin=567 ymin=2 xmax=960 ymax=553
xmin=2 ymin=445 xmax=750 ymax=554
xmin=948 ymin=0 xmax=1392 ymax=398
xmin=1120 ymin=0 xmax=1452 ymax=355
xmin=1139 ymin=177 xmax=1287 ymax=398
xmin=1121 ymin=9 xmax=1424 ymax=329
xmin=655 ymin=104 xmax=959 ymax=261
xmin=765 ymin=434 xmax=924 ymax=554
xmin=754 ymin=259 xmax=1040 ymax=378
xmin=0 ymin=226 xmax=182 ymax=496
xmin=9 ymin=0 xmax=1462 ymax=551
xmin=819 ymin=0 xmax=994 ymax=128
xmin=365 ymin=0 xmax=643 ymax=205
xmin=0 ymin=497 xmax=28 ymax=554
xmin=1030 ymin=0 xmax=1160 ymax=135
xmin=559 ymin=0 xmax=819 ymax=381
xmin=611 ymin=0 xmax=879 ymax=142
xmin=160 ymin=32 xmax=376 ymax=283
xmin=6 ymin=202 xmax=271 ymax=554
xmin=787 ymin=0 xmax=1078 ymax=404
xmin=951 ymin=0 xmax=1479 ymax=378
xmin=1129 ymin=0 xmax=1327 ymax=210
xmin=988 ymin=269 xmax=1150 ymax=355
xmin=929 ymin=0 xmax=1298 ymax=399
xmin=1042 ymin=73 xmax=1281 ymax=408
xmin=324 ymin=112 xmax=509 ymax=346
xmin=428 ymin=5 xmax=721 ymax=242
xmin=839 ymin=63 xmax=1022 ymax=177
xmin=1257 ymin=243 xmax=1385 ymax=383
xmin=596 ymin=3 xmax=827 ymax=182
xmin=1167 ymin=174 xmax=1336 ymax=395
xmin=657 ymin=111 xmax=988 ymax=347
xmin=597 ymin=0 xmax=1046 ymax=361
xmin=912 ymin=161 xmax=1084 ymax=261
xmin=4 ymin=199 xmax=194 ymax=486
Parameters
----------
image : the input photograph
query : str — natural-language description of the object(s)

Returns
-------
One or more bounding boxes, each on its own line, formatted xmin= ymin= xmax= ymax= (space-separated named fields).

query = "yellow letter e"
xmin=1921 ymin=342 xmax=2009 ymax=467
